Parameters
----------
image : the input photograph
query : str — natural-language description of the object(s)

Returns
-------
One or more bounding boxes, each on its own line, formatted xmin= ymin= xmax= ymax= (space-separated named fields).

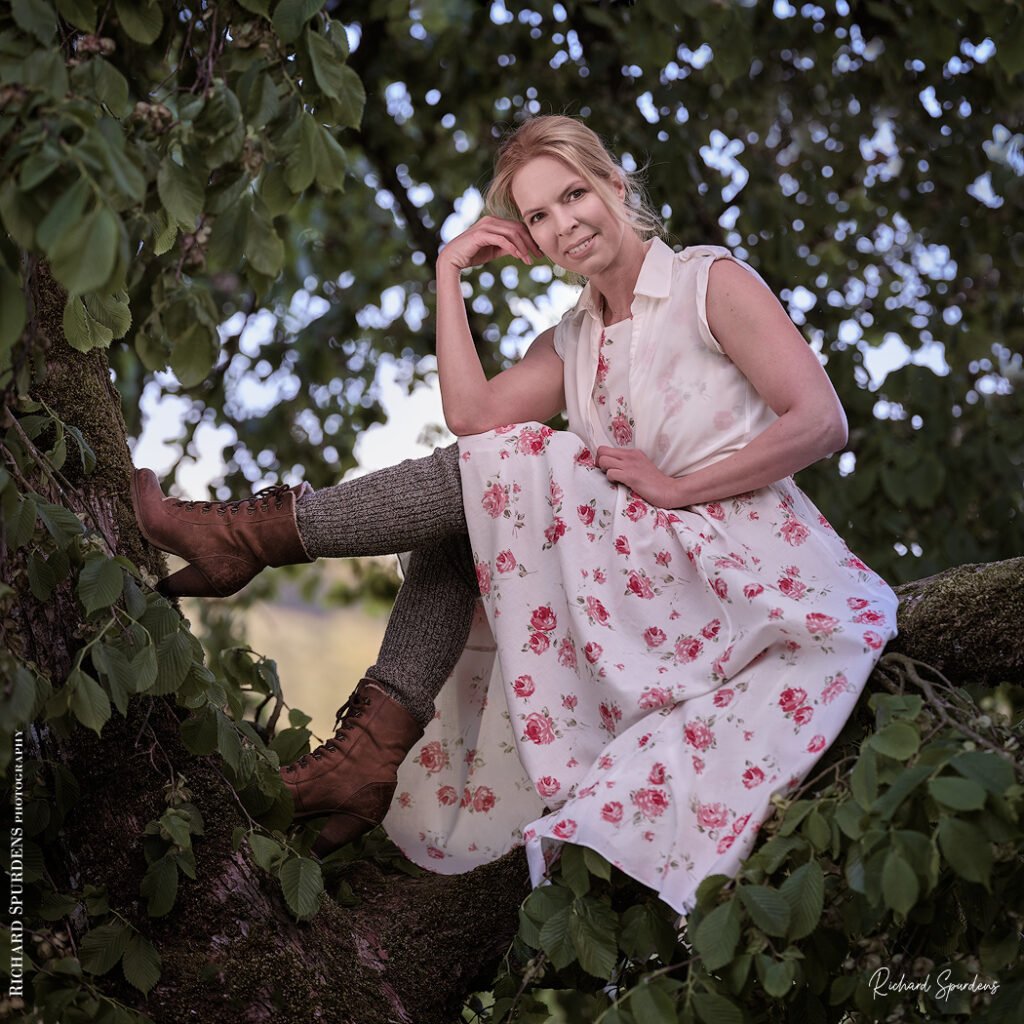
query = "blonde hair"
xmin=485 ymin=115 xmax=664 ymax=240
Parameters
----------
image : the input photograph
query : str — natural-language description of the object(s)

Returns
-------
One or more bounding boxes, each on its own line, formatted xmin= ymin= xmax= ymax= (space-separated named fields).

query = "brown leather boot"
xmin=281 ymin=679 xmax=424 ymax=857
xmin=130 ymin=468 xmax=314 ymax=597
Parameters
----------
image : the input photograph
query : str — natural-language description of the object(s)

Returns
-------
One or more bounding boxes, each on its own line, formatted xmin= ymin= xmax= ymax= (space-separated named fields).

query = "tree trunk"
xmin=7 ymin=272 xmax=1023 ymax=1023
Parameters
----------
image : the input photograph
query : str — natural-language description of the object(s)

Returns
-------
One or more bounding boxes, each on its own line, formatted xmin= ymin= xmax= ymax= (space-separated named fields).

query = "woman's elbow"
xmin=823 ymin=405 xmax=848 ymax=454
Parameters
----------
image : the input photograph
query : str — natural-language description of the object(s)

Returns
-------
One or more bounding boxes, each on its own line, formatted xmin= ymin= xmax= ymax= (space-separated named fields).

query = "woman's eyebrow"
xmin=520 ymin=180 xmax=587 ymax=218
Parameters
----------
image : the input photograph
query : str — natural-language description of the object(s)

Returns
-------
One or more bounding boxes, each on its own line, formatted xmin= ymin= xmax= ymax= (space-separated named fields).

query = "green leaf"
xmin=77 ymin=553 xmax=123 ymax=613
xmin=79 ymin=920 xmax=129 ymax=975
xmin=140 ymin=853 xmax=178 ymax=916
xmin=131 ymin=643 xmax=158 ymax=693
xmin=692 ymin=990 xmax=745 ymax=1024
xmin=305 ymin=25 xmax=348 ymax=99
xmin=56 ymin=0 xmax=97 ymax=32
xmin=85 ymin=290 xmax=132 ymax=340
xmin=36 ymin=500 xmax=84 ymax=544
xmin=91 ymin=642 xmax=135 ymax=715
xmin=157 ymin=157 xmax=205 ymax=227
xmin=122 ymin=932 xmax=161 ymax=994
xmin=583 ymin=846 xmax=612 ymax=881
xmin=13 ymin=0 xmax=57 ymax=44
xmin=312 ymin=122 xmax=348 ymax=191
xmin=559 ymin=843 xmax=591 ymax=898
xmin=693 ymin=899 xmax=740 ymax=970
xmin=272 ymin=0 xmax=325 ymax=43
xmin=951 ymin=751 xmax=1015 ymax=796
xmin=21 ymin=46 xmax=69 ymax=101
xmin=738 ymin=884 xmax=791 ymax=937
xmin=538 ymin=906 xmax=576 ymax=970
xmin=780 ymin=860 xmax=824 ymax=940
xmin=216 ymin=710 xmax=243 ymax=773
xmin=569 ymin=897 xmax=619 ymax=980
xmin=49 ymin=206 xmax=120 ymax=296
xmin=64 ymin=295 xmax=114 ymax=352
xmin=630 ymin=977 xmax=679 ymax=1023
xmin=881 ymin=850 xmax=918 ymax=915
xmin=169 ymin=321 xmax=218 ymax=389
xmin=248 ymin=833 xmax=286 ymax=872
xmin=938 ymin=817 xmax=993 ymax=888
xmin=0 ymin=264 xmax=26 ymax=356
xmin=207 ymin=199 xmax=249 ymax=272
xmin=71 ymin=56 xmax=129 ymax=115
xmin=180 ymin=707 xmax=219 ymax=755
xmin=28 ymin=549 xmax=60 ymax=600
xmin=69 ymin=667 xmax=112 ymax=735
xmin=152 ymin=630 xmax=193 ymax=694
xmin=928 ymin=775 xmax=987 ymax=811
xmin=279 ymin=855 xmax=323 ymax=919
xmin=872 ymin=764 xmax=932 ymax=822
xmin=282 ymin=113 xmax=317 ymax=193
xmin=114 ymin=0 xmax=163 ymax=44
xmin=328 ymin=64 xmax=365 ymax=129
xmin=245 ymin=197 xmax=285 ymax=277
xmin=757 ymin=954 xmax=796 ymax=998
xmin=869 ymin=721 xmax=920 ymax=760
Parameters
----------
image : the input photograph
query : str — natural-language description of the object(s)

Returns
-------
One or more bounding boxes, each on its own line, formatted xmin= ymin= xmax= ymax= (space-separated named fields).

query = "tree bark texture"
xmin=5 ymin=282 xmax=1022 ymax=1023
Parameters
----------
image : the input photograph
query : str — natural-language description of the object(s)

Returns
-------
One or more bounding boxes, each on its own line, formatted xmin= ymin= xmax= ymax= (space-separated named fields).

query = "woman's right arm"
xmin=435 ymin=216 xmax=566 ymax=436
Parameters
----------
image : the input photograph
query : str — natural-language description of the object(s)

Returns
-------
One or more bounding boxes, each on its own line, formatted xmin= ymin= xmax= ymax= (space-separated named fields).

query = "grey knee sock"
xmin=295 ymin=443 xmax=466 ymax=558
xmin=367 ymin=533 xmax=479 ymax=728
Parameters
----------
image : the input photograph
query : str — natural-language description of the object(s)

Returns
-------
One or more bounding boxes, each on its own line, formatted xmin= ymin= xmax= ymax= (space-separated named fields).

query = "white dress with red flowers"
xmin=383 ymin=242 xmax=898 ymax=914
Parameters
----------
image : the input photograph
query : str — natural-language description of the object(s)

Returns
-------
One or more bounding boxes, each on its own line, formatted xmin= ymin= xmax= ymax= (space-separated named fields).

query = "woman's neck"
xmin=590 ymin=234 xmax=650 ymax=326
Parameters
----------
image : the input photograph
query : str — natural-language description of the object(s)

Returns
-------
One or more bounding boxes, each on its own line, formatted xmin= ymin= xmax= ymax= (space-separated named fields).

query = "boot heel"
xmin=311 ymin=811 xmax=376 ymax=858
xmin=157 ymin=563 xmax=220 ymax=598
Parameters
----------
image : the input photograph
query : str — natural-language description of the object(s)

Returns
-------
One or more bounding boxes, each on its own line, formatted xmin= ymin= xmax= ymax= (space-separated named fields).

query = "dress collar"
xmin=576 ymin=236 xmax=675 ymax=321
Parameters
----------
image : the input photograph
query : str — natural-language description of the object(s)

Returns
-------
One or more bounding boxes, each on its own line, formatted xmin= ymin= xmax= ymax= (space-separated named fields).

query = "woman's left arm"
xmin=596 ymin=259 xmax=848 ymax=508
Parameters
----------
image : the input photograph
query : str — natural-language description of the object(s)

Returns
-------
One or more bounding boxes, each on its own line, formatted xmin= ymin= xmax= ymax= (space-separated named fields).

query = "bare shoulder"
xmin=522 ymin=325 xmax=558 ymax=358
xmin=706 ymin=257 xmax=790 ymax=338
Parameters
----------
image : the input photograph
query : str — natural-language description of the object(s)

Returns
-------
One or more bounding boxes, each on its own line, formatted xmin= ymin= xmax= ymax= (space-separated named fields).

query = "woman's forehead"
xmin=511 ymin=156 xmax=582 ymax=210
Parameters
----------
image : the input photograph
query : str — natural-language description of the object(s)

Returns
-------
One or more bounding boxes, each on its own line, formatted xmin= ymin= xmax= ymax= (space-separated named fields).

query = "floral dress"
xmin=384 ymin=242 xmax=898 ymax=914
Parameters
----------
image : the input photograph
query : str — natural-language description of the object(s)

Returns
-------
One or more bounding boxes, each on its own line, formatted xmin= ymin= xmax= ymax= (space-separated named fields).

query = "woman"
xmin=133 ymin=116 xmax=897 ymax=913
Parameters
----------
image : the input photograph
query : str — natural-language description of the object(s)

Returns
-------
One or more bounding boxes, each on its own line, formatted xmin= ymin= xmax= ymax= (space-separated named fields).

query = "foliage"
xmin=473 ymin=655 xmax=1023 ymax=1024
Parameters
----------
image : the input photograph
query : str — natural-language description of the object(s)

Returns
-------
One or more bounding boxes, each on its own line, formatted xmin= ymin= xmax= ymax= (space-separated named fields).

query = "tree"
xmin=1 ymin=1 xmax=1022 ymax=1022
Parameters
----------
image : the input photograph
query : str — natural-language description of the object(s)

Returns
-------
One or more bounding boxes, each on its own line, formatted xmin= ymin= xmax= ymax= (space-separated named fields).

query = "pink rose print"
xmin=418 ymin=741 xmax=449 ymax=774
xmin=574 ymin=446 xmax=595 ymax=468
xmin=712 ymin=644 xmax=734 ymax=678
xmin=807 ymin=734 xmax=827 ymax=753
xmin=593 ymin=568 xmax=607 ymax=584
xmin=844 ymin=555 xmax=868 ymax=571
xmin=495 ymin=549 xmax=517 ymax=573
xmin=516 ymin=426 xmax=547 ymax=455
xmin=711 ymin=576 xmax=729 ymax=600
xmin=625 ymin=499 xmax=648 ymax=522
xmin=649 ymin=762 xmax=667 ymax=785
xmin=437 ymin=786 xmax=458 ymax=806
xmin=742 ymin=766 xmax=765 ymax=789
xmin=633 ymin=787 xmax=670 ymax=819
xmin=784 ymin=640 xmax=801 ymax=654
xmin=481 ymin=482 xmax=508 ymax=518
xmin=705 ymin=502 xmax=725 ymax=521
xmin=627 ymin=570 xmax=655 ymax=599
xmin=475 ymin=560 xmax=491 ymax=595
xmin=552 ymin=818 xmax=577 ymax=840
xmin=611 ymin=415 xmax=633 ymax=446
xmin=684 ymin=719 xmax=715 ymax=751
xmin=806 ymin=612 xmax=840 ymax=637
xmin=577 ymin=503 xmax=595 ymax=526
xmin=584 ymin=641 xmax=603 ymax=663
xmin=586 ymin=597 xmax=610 ymax=626
xmin=821 ymin=673 xmax=850 ymax=704
xmin=644 ymin=627 xmax=667 ymax=648
xmin=848 ymin=597 xmax=868 ymax=610
xmin=778 ymin=576 xmax=807 ymax=600
xmin=536 ymin=776 xmax=560 ymax=799
xmin=523 ymin=712 xmax=556 ymax=745
xmin=655 ymin=550 xmax=672 ymax=566
xmin=743 ymin=583 xmax=765 ymax=599
xmin=696 ymin=802 xmax=729 ymax=829
xmin=494 ymin=424 xmax=516 ymax=434
xmin=598 ymin=754 xmax=614 ymax=769
xmin=712 ymin=688 xmax=734 ymax=707
xmin=793 ymin=705 xmax=813 ymax=726
xmin=531 ymin=605 xmax=558 ymax=632
xmin=544 ymin=517 xmax=566 ymax=545
xmin=854 ymin=608 xmax=886 ymax=624
xmin=397 ymin=792 xmax=411 ymax=808
xmin=732 ymin=814 xmax=751 ymax=834
xmin=549 ymin=479 xmax=563 ymax=505
xmin=557 ymin=637 xmax=577 ymax=669
xmin=779 ymin=687 xmax=807 ymax=712
xmin=781 ymin=519 xmax=810 ymax=545
xmin=674 ymin=635 xmax=704 ymax=664
xmin=460 ymin=787 xmax=472 ymax=808
xmin=638 ymin=686 xmax=673 ymax=709
xmin=601 ymin=801 xmax=624 ymax=824
xmin=427 ymin=846 xmax=446 ymax=859
xmin=692 ymin=756 xmax=705 ymax=774
xmin=600 ymin=701 xmax=623 ymax=734
xmin=864 ymin=630 xmax=884 ymax=650
xmin=717 ymin=834 xmax=736 ymax=854
xmin=512 ymin=674 xmax=535 ymax=698
xmin=562 ymin=694 xmax=578 ymax=710
xmin=614 ymin=535 xmax=630 ymax=555
xmin=701 ymin=619 xmax=722 ymax=640
xmin=472 ymin=786 xmax=496 ymax=813
xmin=528 ymin=632 xmax=550 ymax=654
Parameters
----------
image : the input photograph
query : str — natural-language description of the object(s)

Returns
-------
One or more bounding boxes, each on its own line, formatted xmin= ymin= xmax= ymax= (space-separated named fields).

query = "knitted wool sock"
xmin=367 ymin=533 xmax=479 ymax=728
xmin=295 ymin=443 xmax=466 ymax=558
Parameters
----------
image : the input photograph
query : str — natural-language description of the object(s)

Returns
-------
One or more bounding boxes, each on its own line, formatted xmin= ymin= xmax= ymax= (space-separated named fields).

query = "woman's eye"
xmin=529 ymin=212 xmax=544 ymax=224
xmin=569 ymin=188 xmax=585 ymax=200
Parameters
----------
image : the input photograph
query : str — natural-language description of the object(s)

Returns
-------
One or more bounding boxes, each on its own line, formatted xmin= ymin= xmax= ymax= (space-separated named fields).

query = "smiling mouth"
xmin=565 ymin=235 xmax=595 ymax=257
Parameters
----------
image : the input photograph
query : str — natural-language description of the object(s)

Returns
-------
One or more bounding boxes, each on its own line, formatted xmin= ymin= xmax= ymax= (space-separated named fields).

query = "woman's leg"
xmin=131 ymin=443 xmax=467 ymax=597
xmin=281 ymin=532 xmax=479 ymax=855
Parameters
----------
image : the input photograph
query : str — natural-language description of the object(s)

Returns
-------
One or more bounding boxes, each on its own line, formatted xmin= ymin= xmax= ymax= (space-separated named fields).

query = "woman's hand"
xmin=595 ymin=447 xmax=684 ymax=509
xmin=436 ymin=215 xmax=542 ymax=274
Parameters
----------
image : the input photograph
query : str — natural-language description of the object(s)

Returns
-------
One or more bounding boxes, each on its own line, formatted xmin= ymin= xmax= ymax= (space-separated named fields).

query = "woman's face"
xmin=510 ymin=155 xmax=628 ymax=276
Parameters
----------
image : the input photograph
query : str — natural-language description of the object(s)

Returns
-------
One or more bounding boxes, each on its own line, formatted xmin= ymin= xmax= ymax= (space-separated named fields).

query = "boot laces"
xmin=283 ymin=690 xmax=372 ymax=771
xmin=173 ymin=483 xmax=293 ymax=516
